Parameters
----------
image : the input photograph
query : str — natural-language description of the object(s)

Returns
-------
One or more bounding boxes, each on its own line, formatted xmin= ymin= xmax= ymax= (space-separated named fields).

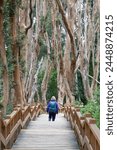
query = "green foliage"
xmin=80 ymin=88 xmax=100 ymax=128
xmin=20 ymin=59 xmax=26 ymax=74
xmin=74 ymin=100 xmax=83 ymax=107
xmin=37 ymin=68 xmax=57 ymax=103
xmin=6 ymin=103 xmax=13 ymax=115
xmin=3 ymin=2 xmax=12 ymax=52
xmin=76 ymin=71 xmax=87 ymax=105
xmin=93 ymin=87 xmax=100 ymax=104
xmin=1 ymin=103 xmax=14 ymax=118
xmin=32 ymin=3 xmax=36 ymax=17
xmin=88 ymin=0 xmax=94 ymax=16
xmin=16 ymin=30 xmax=25 ymax=48
xmin=9 ymin=1 xmax=16 ymax=16
xmin=45 ymin=10 xmax=52 ymax=37
xmin=47 ymin=69 xmax=57 ymax=101
xmin=34 ymin=94 xmax=38 ymax=103
xmin=37 ymin=71 xmax=45 ymax=99
xmin=40 ymin=16 xmax=45 ymax=28
xmin=16 ymin=0 xmax=22 ymax=7
xmin=0 ymin=100 xmax=13 ymax=114
xmin=39 ymin=9 xmax=56 ymax=62
xmin=40 ymin=10 xmax=52 ymax=37
xmin=56 ymin=15 xmax=62 ymax=26
xmin=88 ymin=0 xmax=94 ymax=8
xmin=8 ymin=0 xmax=21 ymax=16
xmin=38 ymin=37 xmax=47 ymax=60
xmin=0 ymin=1 xmax=14 ymax=101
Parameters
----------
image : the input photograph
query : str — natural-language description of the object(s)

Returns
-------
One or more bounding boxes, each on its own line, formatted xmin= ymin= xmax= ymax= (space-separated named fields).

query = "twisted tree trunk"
xmin=0 ymin=0 xmax=9 ymax=115
xmin=41 ymin=33 xmax=52 ymax=106
xmin=10 ymin=0 xmax=24 ymax=107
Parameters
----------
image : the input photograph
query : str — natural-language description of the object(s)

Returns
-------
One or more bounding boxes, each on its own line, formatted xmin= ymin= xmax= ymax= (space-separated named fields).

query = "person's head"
xmin=51 ymin=96 xmax=56 ymax=101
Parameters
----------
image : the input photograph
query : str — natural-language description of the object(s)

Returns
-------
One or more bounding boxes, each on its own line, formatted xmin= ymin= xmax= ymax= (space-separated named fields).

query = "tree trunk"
xmin=56 ymin=25 xmax=65 ymax=104
xmin=0 ymin=0 xmax=9 ymax=115
xmin=56 ymin=0 xmax=77 ymax=104
xmin=41 ymin=33 xmax=52 ymax=106
xmin=10 ymin=0 xmax=24 ymax=107
xmin=56 ymin=0 xmax=76 ymax=70
xmin=23 ymin=0 xmax=41 ymax=102
xmin=28 ymin=58 xmax=43 ymax=103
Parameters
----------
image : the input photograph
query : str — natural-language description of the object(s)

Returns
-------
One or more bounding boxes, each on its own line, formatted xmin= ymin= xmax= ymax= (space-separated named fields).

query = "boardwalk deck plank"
xmin=11 ymin=113 xmax=80 ymax=150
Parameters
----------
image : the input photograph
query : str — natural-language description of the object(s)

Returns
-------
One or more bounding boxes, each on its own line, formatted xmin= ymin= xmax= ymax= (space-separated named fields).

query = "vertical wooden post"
xmin=70 ymin=107 xmax=75 ymax=129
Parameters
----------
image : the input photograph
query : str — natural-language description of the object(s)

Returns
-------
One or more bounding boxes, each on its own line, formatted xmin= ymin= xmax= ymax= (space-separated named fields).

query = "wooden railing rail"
xmin=64 ymin=106 xmax=100 ymax=150
xmin=0 ymin=103 xmax=41 ymax=150
xmin=35 ymin=103 xmax=41 ymax=117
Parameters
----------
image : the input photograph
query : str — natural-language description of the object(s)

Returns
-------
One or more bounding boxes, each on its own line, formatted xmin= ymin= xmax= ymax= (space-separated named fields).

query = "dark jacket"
xmin=47 ymin=99 xmax=59 ymax=114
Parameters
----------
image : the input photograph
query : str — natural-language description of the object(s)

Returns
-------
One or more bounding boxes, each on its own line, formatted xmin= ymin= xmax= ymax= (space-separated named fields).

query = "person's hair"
xmin=51 ymin=96 xmax=56 ymax=100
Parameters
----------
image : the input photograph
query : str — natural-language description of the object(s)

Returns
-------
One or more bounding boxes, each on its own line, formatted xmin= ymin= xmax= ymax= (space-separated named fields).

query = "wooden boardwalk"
xmin=10 ymin=113 xmax=80 ymax=150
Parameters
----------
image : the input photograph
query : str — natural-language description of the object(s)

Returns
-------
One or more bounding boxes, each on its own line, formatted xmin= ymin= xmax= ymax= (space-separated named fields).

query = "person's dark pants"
xmin=49 ymin=112 xmax=56 ymax=121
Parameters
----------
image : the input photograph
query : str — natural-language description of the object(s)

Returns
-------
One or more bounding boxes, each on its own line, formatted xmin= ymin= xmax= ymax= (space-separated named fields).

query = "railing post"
xmin=88 ymin=118 xmax=98 ymax=150
xmin=64 ymin=107 xmax=67 ymax=118
xmin=84 ymin=113 xmax=91 ymax=138
xmin=70 ymin=107 xmax=75 ymax=129
xmin=67 ymin=106 xmax=70 ymax=121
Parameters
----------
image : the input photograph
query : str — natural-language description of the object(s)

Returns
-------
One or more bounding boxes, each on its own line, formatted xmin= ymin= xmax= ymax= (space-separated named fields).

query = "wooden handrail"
xmin=0 ymin=103 xmax=41 ymax=150
xmin=0 ymin=104 xmax=100 ymax=150
xmin=64 ymin=106 xmax=100 ymax=150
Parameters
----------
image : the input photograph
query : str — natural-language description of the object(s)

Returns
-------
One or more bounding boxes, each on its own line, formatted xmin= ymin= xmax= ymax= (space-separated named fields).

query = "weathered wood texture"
xmin=1 ymin=105 xmax=100 ymax=150
xmin=0 ymin=103 xmax=41 ymax=150
xmin=10 ymin=113 xmax=79 ymax=150
xmin=64 ymin=107 xmax=100 ymax=150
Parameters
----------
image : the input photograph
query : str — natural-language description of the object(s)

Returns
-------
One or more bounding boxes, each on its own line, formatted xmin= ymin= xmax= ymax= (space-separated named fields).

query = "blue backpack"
xmin=49 ymin=101 xmax=56 ymax=113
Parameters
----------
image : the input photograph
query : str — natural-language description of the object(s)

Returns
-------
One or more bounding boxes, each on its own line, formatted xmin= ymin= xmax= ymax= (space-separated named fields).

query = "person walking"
xmin=47 ymin=96 xmax=59 ymax=121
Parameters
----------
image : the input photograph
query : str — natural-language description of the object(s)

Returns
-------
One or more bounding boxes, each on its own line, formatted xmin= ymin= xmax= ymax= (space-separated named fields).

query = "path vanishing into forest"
xmin=0 ymin=0 xmax=100 ymax=150
xmin=10 ymin=113 xmax=79 ymax=150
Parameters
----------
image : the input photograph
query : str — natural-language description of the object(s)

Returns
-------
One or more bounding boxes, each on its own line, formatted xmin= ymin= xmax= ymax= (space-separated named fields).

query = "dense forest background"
xmin=0 ymin=0 xmax=100 ymax=126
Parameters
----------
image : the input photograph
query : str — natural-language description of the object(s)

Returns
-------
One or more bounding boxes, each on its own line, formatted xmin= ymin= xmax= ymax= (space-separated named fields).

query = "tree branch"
xmin=56 ymin=0 xmax=76 ymax=68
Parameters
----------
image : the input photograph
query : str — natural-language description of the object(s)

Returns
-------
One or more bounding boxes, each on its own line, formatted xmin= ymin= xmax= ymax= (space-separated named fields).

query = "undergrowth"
xmin=80 ymin=88 xmax=100 ymax=128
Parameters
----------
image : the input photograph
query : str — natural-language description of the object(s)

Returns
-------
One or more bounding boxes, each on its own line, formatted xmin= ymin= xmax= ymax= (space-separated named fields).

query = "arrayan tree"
xmin=0 ymin=0 xmax=9 ymax=114
xmin=0 ymin=0 xmax=99 ymax=115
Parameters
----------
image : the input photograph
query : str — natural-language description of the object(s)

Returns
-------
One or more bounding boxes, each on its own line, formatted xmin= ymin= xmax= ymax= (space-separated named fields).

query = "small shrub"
xmin=80 ymin=88 xmax=100 ymax=128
